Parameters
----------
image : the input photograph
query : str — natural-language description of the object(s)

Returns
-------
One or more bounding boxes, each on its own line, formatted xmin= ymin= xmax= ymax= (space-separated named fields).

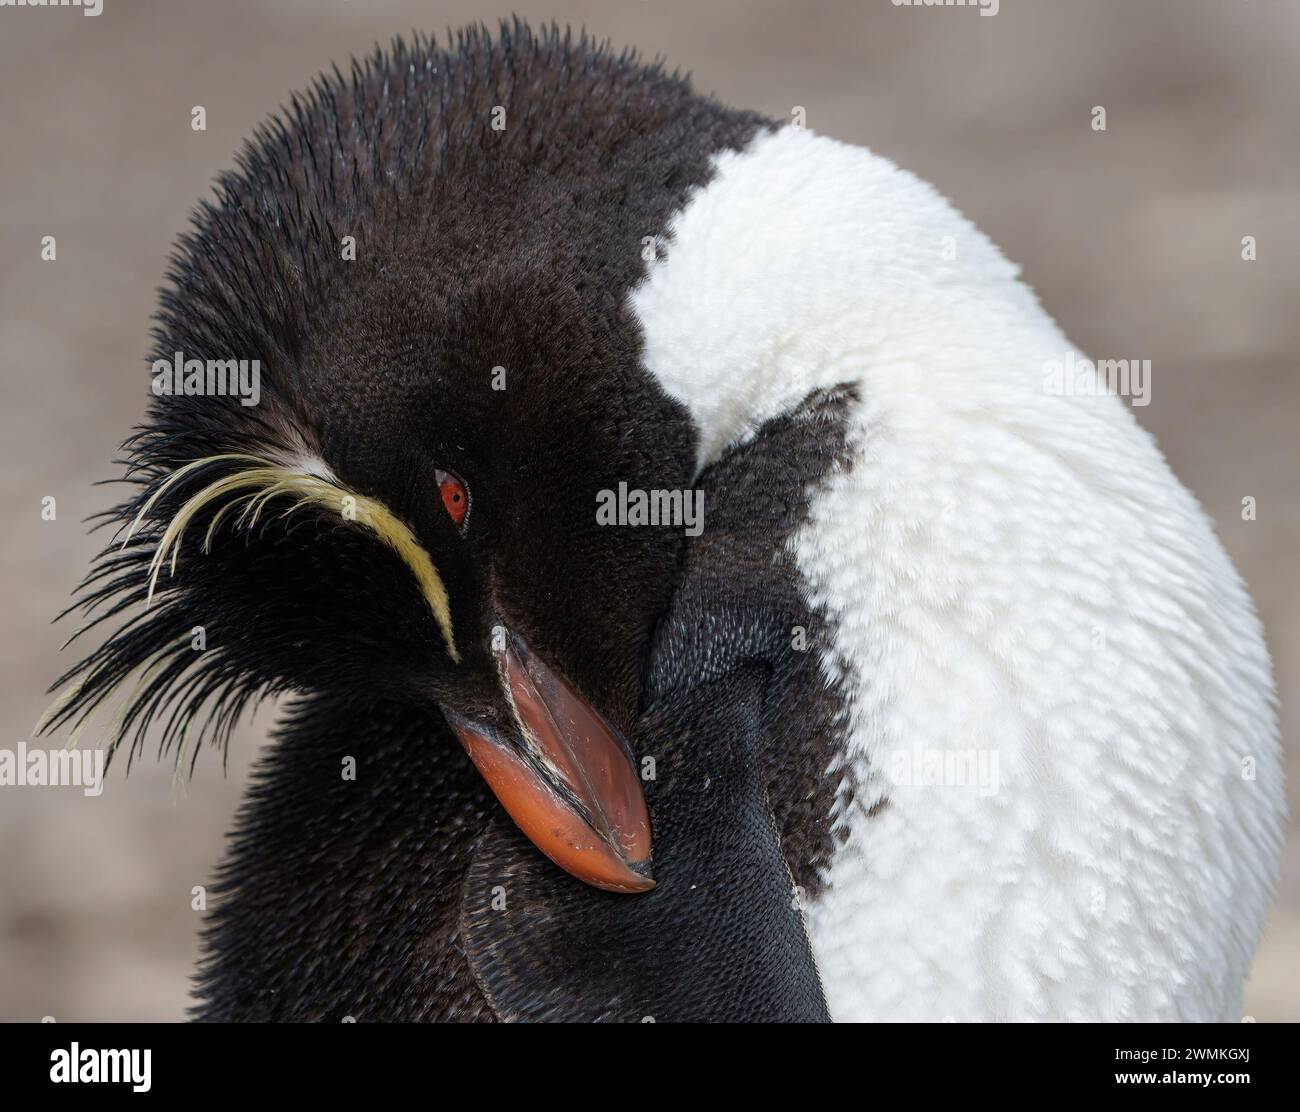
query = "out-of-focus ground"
xmin=1 ymin=0 xmax=1295 ymax=1020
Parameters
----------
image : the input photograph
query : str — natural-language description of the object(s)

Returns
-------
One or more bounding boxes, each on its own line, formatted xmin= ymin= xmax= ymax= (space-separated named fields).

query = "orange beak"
xmin=447 ymin=632 xmax=655 ymax=894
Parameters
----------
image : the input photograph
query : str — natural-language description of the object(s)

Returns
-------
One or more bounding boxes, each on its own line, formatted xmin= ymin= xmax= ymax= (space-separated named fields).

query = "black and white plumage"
xmin=45 ymin=24 xmax=840 ymax=1021
xmin=44 ymin=21 xmax=1282 ymax=1022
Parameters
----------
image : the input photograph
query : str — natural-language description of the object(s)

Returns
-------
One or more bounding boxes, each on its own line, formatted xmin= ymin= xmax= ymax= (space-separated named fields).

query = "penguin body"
xmin=47 ymin=24 xmax=1282 ymax=1022
xmin=631 ymin=126 xmax=1284 ymax=1020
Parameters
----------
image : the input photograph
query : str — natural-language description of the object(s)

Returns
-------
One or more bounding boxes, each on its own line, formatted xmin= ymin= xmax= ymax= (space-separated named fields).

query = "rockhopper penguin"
xmin=43 ymin=22 xmax=1283 ymax=1022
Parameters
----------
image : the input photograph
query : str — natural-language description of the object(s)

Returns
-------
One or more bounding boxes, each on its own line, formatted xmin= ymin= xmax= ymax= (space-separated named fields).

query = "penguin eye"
xmin=435 ymin=469 xmax=469 ymax=531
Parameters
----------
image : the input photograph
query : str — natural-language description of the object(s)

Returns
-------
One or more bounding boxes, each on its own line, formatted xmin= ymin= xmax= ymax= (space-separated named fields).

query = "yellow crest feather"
xmin=125 ymin=453 xmax=460 ymax=663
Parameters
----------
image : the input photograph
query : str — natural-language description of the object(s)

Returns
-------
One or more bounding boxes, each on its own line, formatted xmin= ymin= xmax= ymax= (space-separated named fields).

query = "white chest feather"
xmin=629 ymin=126 xmax=1283 ymax=1021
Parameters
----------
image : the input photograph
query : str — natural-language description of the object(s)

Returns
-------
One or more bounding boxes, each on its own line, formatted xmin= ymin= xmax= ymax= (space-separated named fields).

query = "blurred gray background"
xmin=1 ymin=0 xmax=1295 ymax=1020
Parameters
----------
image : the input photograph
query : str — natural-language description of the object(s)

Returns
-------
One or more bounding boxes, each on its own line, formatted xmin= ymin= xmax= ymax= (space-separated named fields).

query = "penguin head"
xmin=46 ymin=219 xmax=694 ymax=894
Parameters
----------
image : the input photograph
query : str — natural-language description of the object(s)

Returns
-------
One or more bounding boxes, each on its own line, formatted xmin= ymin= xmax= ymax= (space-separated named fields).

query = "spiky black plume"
xmin=40 ymin=19 xmax=763 ymax=773
xmin=40 ymin=22 xmax=650 ymax=766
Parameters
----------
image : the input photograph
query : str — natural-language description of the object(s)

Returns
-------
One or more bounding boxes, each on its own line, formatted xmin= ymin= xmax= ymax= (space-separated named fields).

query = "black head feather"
xmin=42 ymin=21 xmax=768 ymax=775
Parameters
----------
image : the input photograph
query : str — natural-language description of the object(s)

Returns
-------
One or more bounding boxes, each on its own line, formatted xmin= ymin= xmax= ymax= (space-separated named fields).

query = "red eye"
xmin=437 ymin=469 xmax=469 ymax=529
